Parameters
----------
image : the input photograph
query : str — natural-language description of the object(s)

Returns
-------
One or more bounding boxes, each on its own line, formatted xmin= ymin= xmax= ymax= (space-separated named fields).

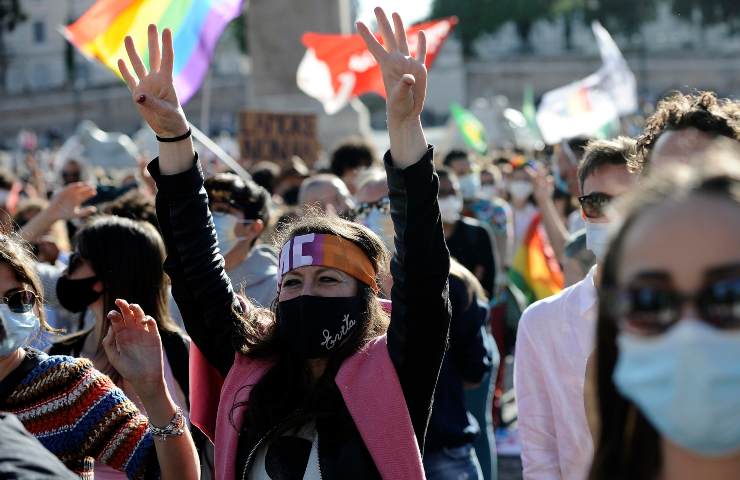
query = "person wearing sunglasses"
xmin=205 ymin=173 xmax=277 ymax=308
xmin=515 ymin=137 xmax=638 ymax=480
xmin=589 ymin=157 xmax=740 ymax=479
xmin=0 ymin=233 xmax=199 ymax=479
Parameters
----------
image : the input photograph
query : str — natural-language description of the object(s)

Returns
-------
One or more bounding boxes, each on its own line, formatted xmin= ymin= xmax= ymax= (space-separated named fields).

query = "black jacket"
xmin=424 ymin=274 xmax=494 ymax=452
xmin=149 ymin=147 xmax=451 ymax=479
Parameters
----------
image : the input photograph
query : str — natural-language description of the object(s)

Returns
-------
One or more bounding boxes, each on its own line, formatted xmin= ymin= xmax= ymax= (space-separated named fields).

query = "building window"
xmin=33 ymin=21 xmax=46 ymax=44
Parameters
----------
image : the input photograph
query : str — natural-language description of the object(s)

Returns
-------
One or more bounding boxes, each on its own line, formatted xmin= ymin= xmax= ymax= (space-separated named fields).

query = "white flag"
xmin=592 ymin=21 xmax=638 ymax=115
xmin=536 ymin=22 xmax=636 ymax=144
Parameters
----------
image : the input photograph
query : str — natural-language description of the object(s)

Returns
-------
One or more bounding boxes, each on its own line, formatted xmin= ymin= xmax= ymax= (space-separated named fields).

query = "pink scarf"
xmin=190 ymin=306 xmax=425 ymax=479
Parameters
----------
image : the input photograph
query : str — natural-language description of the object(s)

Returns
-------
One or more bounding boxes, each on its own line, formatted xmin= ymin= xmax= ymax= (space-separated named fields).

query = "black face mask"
xmin=276 ymin=295 xmax=366 ymax=359
xmin=56 ymin=275 xmax=102 ymax=313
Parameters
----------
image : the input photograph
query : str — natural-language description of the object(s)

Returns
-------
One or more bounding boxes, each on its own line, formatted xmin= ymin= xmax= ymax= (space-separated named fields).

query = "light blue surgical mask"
xmin=614 ymin=320 xmax=740 ymax=457
xmin=458 ymin=173 xmax=481 ymax=200
xmin=212 ymin=212 xmax=249 ymax=256
xmin=360 ymin=207 xmax=395 ymax=255
xmin=585 ymin=220 xmax=611 ymax=259
xmin=0 ymin=305 xmax=39 ymax=357
xmin=552 ymin=163 xmax=570 ymax=193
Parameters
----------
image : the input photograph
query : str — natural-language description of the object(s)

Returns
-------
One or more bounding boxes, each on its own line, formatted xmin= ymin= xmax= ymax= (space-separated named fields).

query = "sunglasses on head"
xmin=611 ymin=275 xmax=740 ymax=337
xmin=1 ymin=290 xmax=38 ymax=313
xmin=578 ymin=192 xmax=612 ymax=219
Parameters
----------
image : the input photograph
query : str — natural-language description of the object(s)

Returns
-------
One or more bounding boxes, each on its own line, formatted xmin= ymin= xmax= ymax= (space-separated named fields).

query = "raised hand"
xmin=48 ymin=182 xmax=97 ymax=220
xmin=356 ymin=8 xmax=428 ymax=169
xmin=357 ymin=9 xmax=427 ymax=124
xmin=118 ymin=25 xmax=189 ymax=139
xmin=103 ymin=299 xmax=165 ymax=400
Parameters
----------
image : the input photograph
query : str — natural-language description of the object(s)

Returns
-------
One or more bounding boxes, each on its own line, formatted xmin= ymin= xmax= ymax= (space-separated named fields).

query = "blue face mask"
xmin=212 ymin=212 xmax=248 ymax=256
xmin=550 ymin=162 xmax=570 ymax=194
xmin=0 ymin=305 xmax=39 ymax=357
xmin=614 ymin=320 xmax=740 ymax=457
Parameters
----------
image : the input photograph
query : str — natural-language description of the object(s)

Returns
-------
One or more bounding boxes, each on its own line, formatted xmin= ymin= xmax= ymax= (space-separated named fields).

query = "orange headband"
xmin=278 ymin=233 xmax=379 ymax=292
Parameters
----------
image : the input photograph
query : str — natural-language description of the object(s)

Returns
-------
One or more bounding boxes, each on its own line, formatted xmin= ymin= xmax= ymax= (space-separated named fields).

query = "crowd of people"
xmin=0 ymin=7 xmax=739 ymax=480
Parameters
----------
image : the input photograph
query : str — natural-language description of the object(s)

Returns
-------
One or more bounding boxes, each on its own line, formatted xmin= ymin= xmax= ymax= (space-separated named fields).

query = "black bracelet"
xmin=156 ymin=128 xmax=192 ymax=143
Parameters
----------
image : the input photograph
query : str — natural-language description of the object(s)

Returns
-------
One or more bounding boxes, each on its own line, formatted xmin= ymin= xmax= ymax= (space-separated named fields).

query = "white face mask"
xmin=508 ymin=180 xmax=533 ymax=201
xmin=212 ymin=212 xmax=248 ymax=255
xmin=480 ymin=184 xmax=498 ymax=200
xmin=458 ymin=173 xmax=481 ymax=200
xmin=0 ymin=305 xmax=39 ymax=357
xmin=585 ymin=220 xmax=611 ymax=259
xmin=438 ymin=195 xmax=463 ymax=224
xmin=358 ymin=205 xmax=395 ymax=254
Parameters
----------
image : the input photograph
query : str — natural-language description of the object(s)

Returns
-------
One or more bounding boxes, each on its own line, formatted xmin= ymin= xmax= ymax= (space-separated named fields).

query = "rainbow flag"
xmin=509 ymin=214 xmax=564 ymax=305
xmin=64 ymin=0 xmax=243 ymax=104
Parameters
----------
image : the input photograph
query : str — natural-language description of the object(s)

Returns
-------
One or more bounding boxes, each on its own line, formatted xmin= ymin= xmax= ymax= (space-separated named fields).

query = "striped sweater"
xmin=0 ymin=349 xmax=157 ymax=479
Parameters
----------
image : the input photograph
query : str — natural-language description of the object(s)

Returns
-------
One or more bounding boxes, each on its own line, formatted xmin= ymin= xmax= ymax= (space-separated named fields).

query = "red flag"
xmin=297 ymin=17 xmax=457 ymax=114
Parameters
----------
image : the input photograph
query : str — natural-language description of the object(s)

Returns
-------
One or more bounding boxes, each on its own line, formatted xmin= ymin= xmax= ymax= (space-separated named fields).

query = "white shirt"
xmin=250 ymin=422 xmax=321 ymax=480
xmin=514 ymin=266 xmax=597 ymax=480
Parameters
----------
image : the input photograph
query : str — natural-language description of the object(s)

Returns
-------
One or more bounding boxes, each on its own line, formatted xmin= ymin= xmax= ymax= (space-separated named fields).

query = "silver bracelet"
xmin=149 ymin=406 xmax=186 ymax=441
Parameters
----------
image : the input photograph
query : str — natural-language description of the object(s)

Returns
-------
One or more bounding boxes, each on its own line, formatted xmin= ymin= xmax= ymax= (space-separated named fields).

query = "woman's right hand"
xmin=118 ymin=25 xmax=189 ymax=139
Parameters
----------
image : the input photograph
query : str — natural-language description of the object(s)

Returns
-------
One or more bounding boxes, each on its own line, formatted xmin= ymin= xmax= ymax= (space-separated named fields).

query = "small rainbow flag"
xmin=509 ymin=214 xmax=564 ymax=304
xmin=64 ymin=0 xmax=243 ymax=104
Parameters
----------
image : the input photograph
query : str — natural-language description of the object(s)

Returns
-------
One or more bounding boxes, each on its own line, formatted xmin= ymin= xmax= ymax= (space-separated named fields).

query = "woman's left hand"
xmin=103 ymin=299 xmax=165 ymax=400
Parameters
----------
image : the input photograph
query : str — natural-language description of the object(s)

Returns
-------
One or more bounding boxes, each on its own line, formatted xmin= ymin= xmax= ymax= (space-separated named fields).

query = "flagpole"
xmin=190 ymin=124 xmax=251 ymax=181
xmin=199 ymin=69 xmax=212 ymax=137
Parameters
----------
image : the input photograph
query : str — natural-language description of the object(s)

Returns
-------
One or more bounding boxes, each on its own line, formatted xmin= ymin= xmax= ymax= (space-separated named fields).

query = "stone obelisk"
xmin=246 ymin=0 xmax=372 ymax=159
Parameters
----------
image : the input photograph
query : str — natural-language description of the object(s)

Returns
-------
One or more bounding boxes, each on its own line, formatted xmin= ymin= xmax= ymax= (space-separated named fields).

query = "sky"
xmin=356 ymin=0 xmax=433 ymax=25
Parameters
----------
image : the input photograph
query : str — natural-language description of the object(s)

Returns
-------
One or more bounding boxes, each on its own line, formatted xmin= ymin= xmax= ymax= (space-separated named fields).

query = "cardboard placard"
xmin=239 ymin=111 xmax=319 ymax=166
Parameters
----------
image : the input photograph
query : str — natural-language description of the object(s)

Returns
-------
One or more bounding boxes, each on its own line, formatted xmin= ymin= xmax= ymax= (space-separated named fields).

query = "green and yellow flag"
xmin=450 ymin=103 xmax=487 ymax=154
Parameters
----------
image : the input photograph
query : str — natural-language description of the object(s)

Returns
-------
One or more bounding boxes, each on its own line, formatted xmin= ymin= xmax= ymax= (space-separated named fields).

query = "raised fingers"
xmin=118 ymin=59 xmax=136 ymax=90
xmin=374 ymin=7 xmax=398 ymax=52
xmin=161 ymin=28 xmax=174 ymax=78
xmin=115 ymin=298 xmax=134 ymax=326
xmin=124 ymin=36 xmax=147 ymax=80
xmin=357 ymin=21 xmax=386 ymax=62
xmin=107 ymin=310 xmax=125 ymax=334
xmin=392 ymin=13 xmax=409 ymax=55
xmin=416 ymin=30 xmax=427 ymax=64
xmin=129 ymin=303 xmax=149 ymax=331
xmin=147 ymin=24 xmax=161 ymax=72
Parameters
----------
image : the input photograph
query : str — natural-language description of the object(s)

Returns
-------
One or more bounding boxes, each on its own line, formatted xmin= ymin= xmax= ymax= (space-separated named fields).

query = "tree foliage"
xmin=671 ymin=0 xmax=740 ymax=32
xmin=430 ymin=0 xmax=740 ymax=56
xmin=0 ymin=0 xmax=25 ymax=31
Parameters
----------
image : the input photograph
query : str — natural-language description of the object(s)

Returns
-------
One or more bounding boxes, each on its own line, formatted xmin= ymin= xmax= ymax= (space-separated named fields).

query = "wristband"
xmin=156 ymin=128 xmax=191 ymax=143
xmin=148 ymin=406 xmax=186 ymax=440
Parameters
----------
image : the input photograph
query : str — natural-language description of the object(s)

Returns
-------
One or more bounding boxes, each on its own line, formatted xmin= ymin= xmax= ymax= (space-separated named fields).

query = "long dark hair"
xmin=589 ymin=158 xmax=740 ymax=480
xmin=233 ymin=212 xmax=390 ymax=448
xmin=75 ymin=215 xmax=179 ymax=381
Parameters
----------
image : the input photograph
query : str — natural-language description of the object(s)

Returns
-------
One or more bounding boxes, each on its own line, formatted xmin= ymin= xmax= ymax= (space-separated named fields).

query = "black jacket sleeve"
xmin=384 ymin=146 xmax=452 ymax=454
xmin=149 ymin=155 xmax=240 ymax=377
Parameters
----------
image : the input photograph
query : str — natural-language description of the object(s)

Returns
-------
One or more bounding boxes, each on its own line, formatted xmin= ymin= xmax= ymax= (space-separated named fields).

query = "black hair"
xmin=205 ymin=173 xmax=271 ymax=226
xmin=443 ymin=149 xmax=470 ymax=167
xmin=578 ymin=137 xmax=636 ymax=192
xmin=330 ymin=138 xmax=376 ymax=177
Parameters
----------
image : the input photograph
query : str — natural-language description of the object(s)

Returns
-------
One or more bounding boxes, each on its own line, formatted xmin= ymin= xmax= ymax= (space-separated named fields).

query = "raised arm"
xmin=103 ymin=299 xmax=199 ymax=480
xmin=119 ymin=25 xmax=238 ymax=376
xmin=358 ymin=9 xmax=451 ymax=453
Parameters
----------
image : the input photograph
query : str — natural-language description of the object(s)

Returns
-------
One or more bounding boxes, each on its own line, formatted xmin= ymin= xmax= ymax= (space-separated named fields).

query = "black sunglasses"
xmin=1 ymin=290 xmax=38 ymax=313
xmin=578 ymin=192 xmax=612 ymax=219
xmin=353 ymin=197 xmax=391 ymax=219
xmin=611 ymin=276 xmax=740 ymax=336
